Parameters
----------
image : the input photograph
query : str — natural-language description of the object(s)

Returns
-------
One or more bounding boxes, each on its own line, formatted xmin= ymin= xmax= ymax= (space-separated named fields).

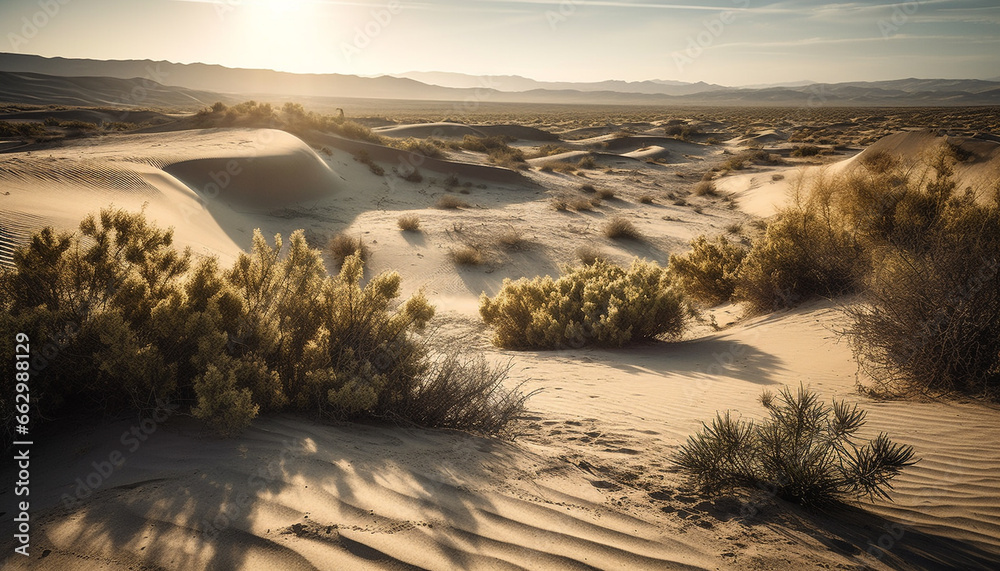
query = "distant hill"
xmin=391 ymin=71 xmax=726 ymax=96
xmin=0 ymin=71 xmax=230 ymax=109
xmin=2 ymin=53 xmax=1000 ymax=108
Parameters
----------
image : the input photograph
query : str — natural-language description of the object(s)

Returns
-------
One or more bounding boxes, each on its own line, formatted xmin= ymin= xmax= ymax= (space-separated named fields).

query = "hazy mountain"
xmin=0 ymin=70 xmax=230 ymax=109
xmin=2 ymin=53 xmax=999 ymax=108
xmin=392 ymin=71 xmax=726 ymax=96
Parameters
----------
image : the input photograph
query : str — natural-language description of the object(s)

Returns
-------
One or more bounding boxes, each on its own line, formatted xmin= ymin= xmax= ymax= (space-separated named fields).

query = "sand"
xmin=2 ymin=124 xmax=1000 ymax=570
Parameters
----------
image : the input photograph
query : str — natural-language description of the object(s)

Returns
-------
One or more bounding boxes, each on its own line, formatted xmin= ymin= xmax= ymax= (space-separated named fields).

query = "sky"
xmin=2 ymin=0 xmax=999 ymax=85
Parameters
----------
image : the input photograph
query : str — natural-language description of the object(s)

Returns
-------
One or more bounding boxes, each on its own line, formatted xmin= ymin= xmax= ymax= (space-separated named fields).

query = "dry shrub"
xmin=436 ymin=195 xmax=469 ymax=209
xmin=576 ymin=244 xmax=608 ymax=265
xmin=328 ymin=232 xmax=369 ymax=267
xmin=450 ymin=245 xmax=484 ymax=266
xmin=479 ymin=259 xmax=687 ymax=349
xmin=674 ymin=386 xmax=916 ymax=505
xmin=694 ymin=181 xmax=718 ymax=196
xmin=603 ymin=216 xmax=643 ymax=240
xmin=539 ymin=161 xmax=577 ymax=173
xmin=397 ymin=214 xmax=421 ymax=232
xmin=495 ymin=228 xmax=530 ymax=251
xmin=596 ymin=188 xmax=616 ymax=199
xmin=571 ymin=198 xmax=598 ymax=211
xmin=638 ymin=195 xmax=655 ymax=204
xmin=577 ymin=155 xmax=597 ymax=169
xmin=669 ymin=235 xmax=747 ymax=306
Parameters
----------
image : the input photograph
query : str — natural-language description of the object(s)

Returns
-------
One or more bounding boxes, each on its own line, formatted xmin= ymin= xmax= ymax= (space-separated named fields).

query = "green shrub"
xmin=479 ymin=259 xmax=687 ymax=349
xmin=734 ymin=208 xmax=862 ymax=314
xmin=669 ymin=235 xmax=747 ymax=306
xmin=674 ymin=386 xmax=917 ymax=505
xmin=0 ymin=208 xmax=529 ymax=439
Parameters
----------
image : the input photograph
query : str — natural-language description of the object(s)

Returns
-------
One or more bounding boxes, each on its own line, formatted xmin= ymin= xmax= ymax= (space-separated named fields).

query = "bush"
xmin=436 ymin=195 xmax=469 ymax=209
xmin=397 ymin=214 xmax=421 ymax=231
xmin=0 ymin=208 xmax=531 ymax=438
xmin=577 ymin=155 xmax=597 ymax=169
xmin=539 ymin=161 xmax=577 ymax=173
xmin=328 ymin=233 xmax=369 ymax=267
xmin=603 ymin=217 xmax=643 ymax=240
xmin=401 ymin=168 xmax=423 ymax=183
xmin=669 ymin=235 xmax=747 ymax=306
xmin=596 ymin=188 xmax=616 ymax=199
xmin=792 ymin=145 xmax=821 ymax=157
xmin=354 ymin=150 xmax=385 ymax=176
xmin=845 ymin=165 xmax=1000 ymax=399
xmin=389 ymin=137 xmax=445 ymax=159
xmin=450 ymin=245 xmax=484 ymax=266
xmin=734 ymin=208 xmax=862 ymax=314
xmin=479 ymin=259 xmax=687 ymax=349
xmin=495 ymin=228 xmax=530 ymax=251
xmin=576 ymin=245 xmax=608 ymax=265
xmin=693 ymin=181 xmax=718 ymax=197
xmin=638 ymin=195 xmax=655 ymax=204
xmin=674 ymin=386 xmax=917 ymax=505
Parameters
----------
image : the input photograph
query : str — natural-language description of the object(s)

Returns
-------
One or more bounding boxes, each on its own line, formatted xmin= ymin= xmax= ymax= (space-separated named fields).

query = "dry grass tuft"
xmin=328 ymin=232 xmax=369 ymax=266
xmin=397 ymin=214 xmax=421 ymax=232
xmin=436 ymin=195 xmax=469 ymax=209
xmin=603 ymin=217 xmax=643 ymax=240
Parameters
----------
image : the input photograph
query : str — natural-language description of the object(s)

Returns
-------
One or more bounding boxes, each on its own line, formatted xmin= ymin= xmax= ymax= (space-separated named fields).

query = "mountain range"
xmin=2 ymin=52 xmax=999 ymax=108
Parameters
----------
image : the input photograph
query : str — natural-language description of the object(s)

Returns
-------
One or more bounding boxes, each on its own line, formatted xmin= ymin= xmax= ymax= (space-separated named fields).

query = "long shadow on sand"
xmin=670 ymin=491 xmax=1000 ymax=570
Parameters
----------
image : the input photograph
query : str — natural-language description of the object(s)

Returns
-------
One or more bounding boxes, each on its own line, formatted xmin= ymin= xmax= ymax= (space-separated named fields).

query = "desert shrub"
xmin=674 ymin=386 xmax=917 ymax=505
xmin=669 ymin=235 xmax=747 ymax=306
xmin=460 ymin=134 xmax=514 ymax=153
xmin=328 ymin=232 xmax=369 ymax=267
xmin=400 ymin=168 xmax=423 ymax=183
xmin=389 ymin=137 xmax=445 ymax=159
xmin=575 ymin=245 xmax=608 ymax=265
xmin=495 ymin=228 xmax=530 ymax=251
xmin=603 ymin=216 xmax=643 ymax=240
xmin=530 ymin=144 xmax=571 ymax=158
xmin=693 ymin=181 xmax=718 ymax=196
xmin=450 ymin=245 xmax=484 ymax=265
xmin=579 ymin=184 xmax=596 ymax=193
xmin=539 ymin=161 xmax=577 ymax=173
xmin=792 ymin=145 xmax=821 ymax=157
xmin=596 ymin=188 xmax=616 ymax=199
xmin=397 ymin=214 xmax=421 ymax=231
xmin=0 ymin=208 xmax=531 ymax=439
xmin=436 ymin=195 xmax=469 ymax=209
xmin=551 ymin=197 xmax=568 ymax=211
xmin=353 ymin=150 xmax=385 ymax=176
xmin=488 ymin=146 xmax=527 ymax=169
xmin=638 ymin=195 xmax=655 ymax=204
xmin=734 ymin=207 xmax=862 ymax=314
xmin=402 ymin=355 xmax=531 ymax=436
xmin=570 ymin=198 xmax=599 ymax=211
xmin=772 ymin=173 xmax=785 ymax=181
xmin=479 ymin=259 xmax=687 ymax=349
xmin=577 ymin=155 xmax=597 ymax=169
xmin=844 ymin=159 xmax=1000 ymax=399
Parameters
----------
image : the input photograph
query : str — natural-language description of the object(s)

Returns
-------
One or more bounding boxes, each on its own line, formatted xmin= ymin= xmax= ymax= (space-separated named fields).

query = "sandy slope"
xmin=2 ymin=126 xmax=1000 ymax=570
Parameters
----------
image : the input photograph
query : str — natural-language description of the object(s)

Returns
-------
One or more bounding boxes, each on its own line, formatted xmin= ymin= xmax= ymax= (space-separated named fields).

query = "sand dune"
xmin=3 ymin=122 xmax=1000 ymax=570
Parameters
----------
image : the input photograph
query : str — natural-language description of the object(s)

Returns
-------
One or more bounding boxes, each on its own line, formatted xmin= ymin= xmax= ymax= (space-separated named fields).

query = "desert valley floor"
xmin=2 ymin=106 xmax=1000 ymax=570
